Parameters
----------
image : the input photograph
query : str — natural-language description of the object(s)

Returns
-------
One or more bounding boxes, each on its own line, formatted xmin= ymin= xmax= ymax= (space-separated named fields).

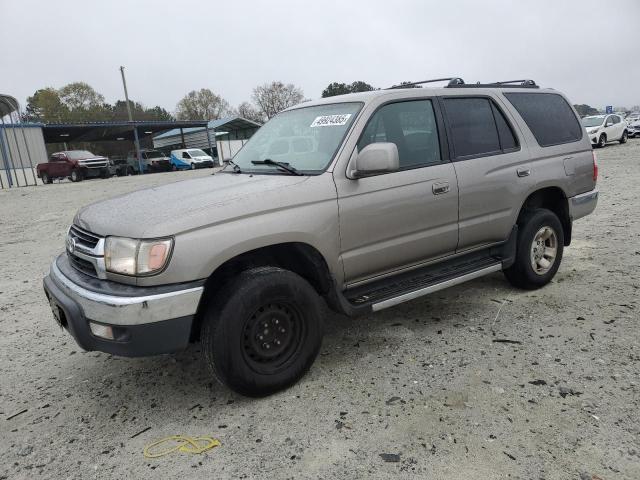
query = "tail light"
xmin=592 ymin=150 xmax=598 ymax=182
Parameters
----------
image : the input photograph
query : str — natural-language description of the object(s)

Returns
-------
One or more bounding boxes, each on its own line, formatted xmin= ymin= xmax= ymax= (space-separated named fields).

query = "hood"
xmin=74 ymin=173 xmax=317 ymax=238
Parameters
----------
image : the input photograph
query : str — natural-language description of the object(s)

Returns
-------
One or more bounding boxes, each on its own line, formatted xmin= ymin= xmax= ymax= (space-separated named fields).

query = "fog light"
xmin=89 ymin=322 xmax=115 ymax=340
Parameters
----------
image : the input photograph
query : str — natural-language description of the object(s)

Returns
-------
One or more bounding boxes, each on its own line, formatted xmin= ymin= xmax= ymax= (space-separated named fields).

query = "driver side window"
xmin=182 ymin=152 xmax=191 ymax=159
xmin=357 ymin=100 xmax=442 ymax=170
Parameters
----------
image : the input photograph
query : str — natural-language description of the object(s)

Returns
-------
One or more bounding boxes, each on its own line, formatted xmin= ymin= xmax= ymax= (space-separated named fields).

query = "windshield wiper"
xmin=251 ymin=159 xmax=303 ymax=176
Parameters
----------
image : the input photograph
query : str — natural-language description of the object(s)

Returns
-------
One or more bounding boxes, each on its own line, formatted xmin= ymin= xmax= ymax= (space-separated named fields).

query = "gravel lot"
xmin=1 ymin=143 xmax=639 ymax=480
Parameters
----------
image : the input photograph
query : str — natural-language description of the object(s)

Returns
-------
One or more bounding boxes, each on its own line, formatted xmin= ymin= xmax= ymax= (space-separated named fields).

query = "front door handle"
xmin=432 ymin=182 xmax=450 ymax=195
xmin=516 ymin=168 xmax=531 ymax=177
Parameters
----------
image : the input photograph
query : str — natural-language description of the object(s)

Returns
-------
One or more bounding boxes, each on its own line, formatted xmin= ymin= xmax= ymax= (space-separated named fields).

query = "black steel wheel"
xmin=201 ymin=267 xmax=324 ymax=397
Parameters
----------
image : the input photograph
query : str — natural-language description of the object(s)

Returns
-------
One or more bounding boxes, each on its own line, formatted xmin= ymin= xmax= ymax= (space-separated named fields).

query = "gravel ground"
xmin=1 ymin=143 xmax=639 ymax=480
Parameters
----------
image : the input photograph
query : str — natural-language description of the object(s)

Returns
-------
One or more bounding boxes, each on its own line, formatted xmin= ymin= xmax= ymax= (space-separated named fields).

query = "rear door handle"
xmin=432 ymin=182 xmax=450 ymax=195
xmin=516 ymin=168 xmax=531 ymax=177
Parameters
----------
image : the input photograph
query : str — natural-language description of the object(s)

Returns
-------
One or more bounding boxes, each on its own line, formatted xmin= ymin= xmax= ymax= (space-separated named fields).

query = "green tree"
xmin=59 ymin=82 xmax=105 ymax=112
xmin=321 ymin=81 xmax=375 ymax=98
xmin=573 ymin=104 xmax=599 ymax=117
xmin=25 ymin=88 xmax=69 ymax=122
xmin=175 ymin=89 xmax=232 ymax=120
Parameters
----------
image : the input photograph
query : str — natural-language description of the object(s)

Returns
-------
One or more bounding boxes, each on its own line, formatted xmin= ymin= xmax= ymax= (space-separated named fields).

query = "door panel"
xmin=336 ymin=164 xmax=459 ymax=284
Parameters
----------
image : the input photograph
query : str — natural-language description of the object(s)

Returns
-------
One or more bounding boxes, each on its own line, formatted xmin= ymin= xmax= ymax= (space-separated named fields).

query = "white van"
xmin=170 ymin=149 xmax=215 ymax=170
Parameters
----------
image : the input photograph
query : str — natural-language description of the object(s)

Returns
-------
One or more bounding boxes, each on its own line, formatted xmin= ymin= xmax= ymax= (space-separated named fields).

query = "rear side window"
xmin=443 ymin=97 xmax=504 ymax=158
xmin=504 ymin=92 xmax=582 ymax=147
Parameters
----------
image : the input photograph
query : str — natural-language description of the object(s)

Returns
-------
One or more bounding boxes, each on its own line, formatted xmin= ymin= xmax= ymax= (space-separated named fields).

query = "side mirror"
xmin=350 ymin=142 xmax=399 ymax=178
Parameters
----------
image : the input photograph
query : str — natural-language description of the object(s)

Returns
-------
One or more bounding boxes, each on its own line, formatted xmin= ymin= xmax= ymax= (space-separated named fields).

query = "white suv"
xmin=582 ymin=114 xmax=628 ymax=147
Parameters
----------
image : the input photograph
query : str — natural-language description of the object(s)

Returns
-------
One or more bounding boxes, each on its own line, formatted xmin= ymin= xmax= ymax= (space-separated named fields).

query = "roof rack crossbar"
xmin=387 ymin=77 xmax=465 ymax=89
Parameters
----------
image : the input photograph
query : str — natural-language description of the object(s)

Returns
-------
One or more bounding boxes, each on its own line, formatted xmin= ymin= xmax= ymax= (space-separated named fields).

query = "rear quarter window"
xmin=504 ymin=92 xmax=583 ymax=147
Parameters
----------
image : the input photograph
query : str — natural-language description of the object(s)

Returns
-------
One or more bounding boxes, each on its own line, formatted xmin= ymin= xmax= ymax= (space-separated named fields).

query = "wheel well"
xmin=518 ymin=187 xmax=571 ymax=246
xmin=190 ymin=242 xmax=333 ymax=341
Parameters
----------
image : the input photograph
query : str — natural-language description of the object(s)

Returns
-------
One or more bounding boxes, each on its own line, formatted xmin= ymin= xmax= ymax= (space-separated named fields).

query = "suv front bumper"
xmin=43 ymin=254 xmax=204 ymax=357
xmin=569 ymin=188 xmax=598 ymax=221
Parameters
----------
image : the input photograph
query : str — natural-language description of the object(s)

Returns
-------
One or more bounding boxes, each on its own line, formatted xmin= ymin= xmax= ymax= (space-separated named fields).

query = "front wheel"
xmin=503 ymin=208 xmax=564 ymax=290
xmin=597 ymin=134 xmax=607 ymax=148
xmin=620 ymin=130 xmax=628 ymax=144
xmin=201 ymin=267 xmax=324 ymax=397
xmin=190 ymin=163 xmax=196 ymax=170
xmin=70 ymin=169 xmax=82 ymax=182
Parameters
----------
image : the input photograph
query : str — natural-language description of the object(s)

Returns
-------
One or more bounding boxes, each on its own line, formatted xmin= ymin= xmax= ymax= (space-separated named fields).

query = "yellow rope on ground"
xmin=143 ymin=435 xmax=221 ymax=459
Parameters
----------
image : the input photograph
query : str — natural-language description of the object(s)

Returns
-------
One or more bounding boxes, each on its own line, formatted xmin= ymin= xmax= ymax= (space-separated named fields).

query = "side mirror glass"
xmin=350 ymin=142 xmax=399 ymax=178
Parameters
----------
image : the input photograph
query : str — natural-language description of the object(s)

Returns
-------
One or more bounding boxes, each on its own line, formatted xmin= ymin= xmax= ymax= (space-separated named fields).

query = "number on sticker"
xmin=310 ymin=114 xmax=352 ymax=127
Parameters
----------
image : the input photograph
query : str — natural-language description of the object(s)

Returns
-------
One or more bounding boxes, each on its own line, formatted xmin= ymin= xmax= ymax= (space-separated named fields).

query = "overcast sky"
xmin=2 ymin=0 xmax=639 ymax=114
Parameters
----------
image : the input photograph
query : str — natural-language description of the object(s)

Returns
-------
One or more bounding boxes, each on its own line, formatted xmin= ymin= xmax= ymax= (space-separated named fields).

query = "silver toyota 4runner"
xmin=43 ymin=78 xmax=598 ymax=397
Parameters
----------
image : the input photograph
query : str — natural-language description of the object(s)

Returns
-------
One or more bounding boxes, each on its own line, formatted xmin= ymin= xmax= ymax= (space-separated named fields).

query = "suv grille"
xmin=69 ymin=225 xmax=100 ymax=250
xmin=68 ymin=253 xmax=98 ymax=277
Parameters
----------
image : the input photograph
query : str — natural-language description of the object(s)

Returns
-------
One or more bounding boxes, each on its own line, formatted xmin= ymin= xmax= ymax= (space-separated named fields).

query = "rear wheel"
xmin=70 ymin=169 xmax=82 ymax=182
xmin=201 ymin=267 xmax=324 ymax=397
xmin=504 ymin=208 xmax=564 ymax=290
xmin=620 ymin=130 xmax=628 ymax=144
xmin=41 ymin=172 xmax=52 ymax=184
xmin=597 ymin=134 xmax=607 ymax=148
xmin=127 ymin=166 xmax=135 ymax=176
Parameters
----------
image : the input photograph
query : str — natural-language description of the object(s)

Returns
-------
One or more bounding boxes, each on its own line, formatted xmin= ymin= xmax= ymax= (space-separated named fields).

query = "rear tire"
xmin=597 ymin=134 xmax=607 ymax=148
xmin=201 ymin=267 xmax=324 ymax=397
xmin=127 ymin=167 xmax=135 ymax=176
xmin=503 ymin=208 xmax=564 ymax=290
xmin=620 ymin=130 xmax=628 ymax=144
xmin=41 ymin=172 xmax=52 ymax=184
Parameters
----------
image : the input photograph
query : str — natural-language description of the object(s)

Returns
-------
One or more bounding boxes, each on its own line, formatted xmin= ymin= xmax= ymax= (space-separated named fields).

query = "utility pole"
xmin=119 ymin=66 xmax=144 ymax=174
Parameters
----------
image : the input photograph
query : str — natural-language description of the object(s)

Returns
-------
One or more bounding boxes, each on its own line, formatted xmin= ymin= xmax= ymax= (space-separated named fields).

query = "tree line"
xmin=25 ymin=80 xmax=622 ymax=125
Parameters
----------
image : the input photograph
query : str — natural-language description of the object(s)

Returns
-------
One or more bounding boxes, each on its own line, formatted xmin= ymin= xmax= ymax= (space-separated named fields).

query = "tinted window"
xmin=491 ymin=103 xmax=518 ymax=151
xmin=443 ymin=98 xmax=501 ymax=157
xmin=504 ymin=93 xmax=582 ymax=147
xmin=358 ymin=100 xmax=441 ymax=169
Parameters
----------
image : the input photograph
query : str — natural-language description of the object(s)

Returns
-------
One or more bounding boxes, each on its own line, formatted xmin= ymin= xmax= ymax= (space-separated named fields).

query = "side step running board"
xmin=371 ymin=263 xmax=502 ymax=311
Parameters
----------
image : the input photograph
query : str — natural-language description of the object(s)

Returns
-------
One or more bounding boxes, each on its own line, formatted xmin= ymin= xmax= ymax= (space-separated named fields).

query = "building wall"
xmin=0 ymin=125 xmax=47 ymax=187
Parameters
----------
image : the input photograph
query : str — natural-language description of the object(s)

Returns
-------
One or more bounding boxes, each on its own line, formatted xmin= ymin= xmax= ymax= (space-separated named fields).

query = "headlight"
xmin=104 ymin=237 xmax=173 ymax=276
xmin=589 ymin=128 xmax=599 ymax=135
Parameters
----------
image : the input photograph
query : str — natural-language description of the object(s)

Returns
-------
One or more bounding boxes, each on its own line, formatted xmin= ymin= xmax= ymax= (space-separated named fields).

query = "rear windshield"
xmin=504 ymin=93 xmax=583 ymax=147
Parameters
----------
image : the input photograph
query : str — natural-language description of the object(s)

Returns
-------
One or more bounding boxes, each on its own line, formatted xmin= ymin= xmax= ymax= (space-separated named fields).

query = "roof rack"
xmin=446 ymin=79 xmax=539 ymax=89
xmin=387 ymin=77 xmax=465 ymax=89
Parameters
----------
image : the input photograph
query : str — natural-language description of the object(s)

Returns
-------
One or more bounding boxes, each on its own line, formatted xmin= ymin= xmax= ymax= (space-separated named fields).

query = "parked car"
xmin=37 ymin=150 xmax=109 ymax=184
xmin=44 ymin=79 xmax=598 ymax=397
xmin=627 ymin=120 xmax=640 ymax=138
xmin=170 ymin=149 xmax=214 ymax=170
xmin=582 ymin=114 xmax=628 ymax=147
xmin=125 ymin=149 xmax=172 ymax=174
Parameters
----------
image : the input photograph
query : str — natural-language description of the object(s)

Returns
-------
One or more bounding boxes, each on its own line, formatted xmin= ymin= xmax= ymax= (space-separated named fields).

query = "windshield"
xmin=188 ymin=149 xmax=207 ymax=157
xmin=143 ymin=150 xmax=164 ymax=159
xmin=231 ymin=102 xmax=362 ymax=174
xmin=582 ymin=116 xmax=605 ymax=127
xmin=66 ymin=150 xmax=96 ymax=159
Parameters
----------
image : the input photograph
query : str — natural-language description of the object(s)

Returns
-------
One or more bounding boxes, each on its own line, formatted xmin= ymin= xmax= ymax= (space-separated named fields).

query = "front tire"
xmin=597 ymin=134 xmax=607 ymax=148
xmin=620 ymin=130 xmax=628 ymax=144
xmin=504 ymin=208 xmax=564 ymax=290
xmin=190 ymin=163 xmax=196 ymax=170
xmin=70 ymin=169 xmax=82 ymax=182
xmin=201 ymin=267 xmax=324 ymax=397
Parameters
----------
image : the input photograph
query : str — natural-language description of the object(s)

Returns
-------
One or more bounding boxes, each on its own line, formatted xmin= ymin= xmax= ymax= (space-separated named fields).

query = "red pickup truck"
xmin=37 ymin=150 xmax=110 ymax=184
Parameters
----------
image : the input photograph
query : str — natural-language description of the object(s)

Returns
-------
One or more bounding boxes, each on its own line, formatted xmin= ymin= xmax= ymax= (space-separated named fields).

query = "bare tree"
xmin=236 ymin=101 xmax=265 ymax=124
xmin=252 ymin=81 xmax=304 ymax=120
xmin=175 ymin=88 xmax=233 ymax=120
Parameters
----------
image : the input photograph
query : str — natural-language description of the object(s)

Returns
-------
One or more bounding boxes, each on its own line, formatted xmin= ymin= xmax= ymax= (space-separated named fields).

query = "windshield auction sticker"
xmin=310 ymin=114 xmax=352 ymax=127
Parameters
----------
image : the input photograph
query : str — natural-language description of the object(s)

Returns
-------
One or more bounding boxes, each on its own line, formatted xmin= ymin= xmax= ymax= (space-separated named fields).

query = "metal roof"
xmin=0 ymin=94 xmax=20 ymax=117
xmin=41 ymin=120 xmax=209 ymax=143
xmin=153 ymin=116 xmax=262 ymax=140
